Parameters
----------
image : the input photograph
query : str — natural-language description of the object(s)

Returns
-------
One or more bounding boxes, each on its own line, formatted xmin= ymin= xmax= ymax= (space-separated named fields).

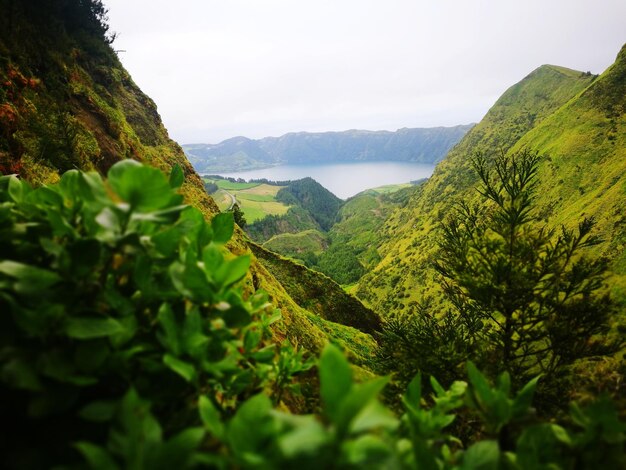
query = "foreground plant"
xmin=0 ymin=161 xmax=309 ymax=468
xmin=0 ymin=162 xmax=623 ymax=469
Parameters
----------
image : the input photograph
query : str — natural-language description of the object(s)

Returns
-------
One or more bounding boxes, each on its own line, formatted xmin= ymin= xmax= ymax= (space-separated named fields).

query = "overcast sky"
xmin=105 ymin=0 xmax=625 ymax=144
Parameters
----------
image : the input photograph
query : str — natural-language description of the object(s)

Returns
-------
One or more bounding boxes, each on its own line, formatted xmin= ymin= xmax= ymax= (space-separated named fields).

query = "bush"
xmin=0 ymin=161 xmax=310 ymax=468
xmin=0 ymin=162 xmax=623 ymax=468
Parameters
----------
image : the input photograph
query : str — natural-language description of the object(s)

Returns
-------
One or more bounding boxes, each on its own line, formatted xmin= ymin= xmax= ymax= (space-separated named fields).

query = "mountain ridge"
xmin=183 ymin=124 xmax=474 ymax=173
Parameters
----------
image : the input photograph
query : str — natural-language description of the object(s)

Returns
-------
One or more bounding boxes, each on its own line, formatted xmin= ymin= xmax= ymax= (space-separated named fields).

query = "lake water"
xmin=213 ymin=161 xmax=436 ymax=199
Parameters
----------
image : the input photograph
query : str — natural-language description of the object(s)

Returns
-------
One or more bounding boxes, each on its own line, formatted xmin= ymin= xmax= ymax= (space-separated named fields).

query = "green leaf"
xmin=342 ymin=434 xmax=393 ymax=467
xmin=277 ymin=416 xmax=328 ymax=458
xmin=214 ymin=255 xmax=251 ymax=288
xmin=0 ymin=260 xmax=61 ymax=294
xmin=337 ymin=377 xmax=390 ymax=433
xmin=211 ymin=212 xmax=234 ymax=244
xmin=227 ymin=394 xmax=273 ymax=456
xmin=350 ymin=398 xmax=398 ymax=434
xmin=8 ymin=175 xmax=28 ymax=202
xmin=467 ymin=361 xmax=494 ymax=410
xmin=66 ymin=317 xmax=125 ymax=340
xmin=80 ymin=401 xmax=117 ymax=422
xmin=320 ymin=344 xmax=353 ymax=420
xmin=169 ymin=164 xmax=184 ymax=189
xmin=461 ymin=440 xmax=500 ymax=469
xmin=157 ymin=303 xmax=181 ymax=354
xmin=199 ymin=396 xmax=225 ymax=439
xmin=158 ymin=427 xmax=205 ymax=468
xmin=202 ymin=244 xmax=224 ymax=273
xmin=107 ymin=159 xmax=174 ymax=211
xmin=163 ymin=354 xmax=196 ymax=382
xmin=405 ymin=373 xmax=422 ymax=408
xmin=512 ymin=375 xmax=540 ymax=418
xmin=244 ymin=329 xmax=262 ymax=352
xmin=75 ymin=442 xmax=120 ymax=470
xmin=223 ymin=305 xmax=252 ymax=328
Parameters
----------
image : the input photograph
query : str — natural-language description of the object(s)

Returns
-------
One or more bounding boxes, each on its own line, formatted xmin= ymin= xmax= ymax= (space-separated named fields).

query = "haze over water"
xmin=215 ymin=161 xmax=436 ymax=199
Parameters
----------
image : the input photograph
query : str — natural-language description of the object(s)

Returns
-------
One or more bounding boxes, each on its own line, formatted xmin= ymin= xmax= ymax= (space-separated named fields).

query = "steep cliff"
xmin=0 ymin=0 xmax=380 ymax=357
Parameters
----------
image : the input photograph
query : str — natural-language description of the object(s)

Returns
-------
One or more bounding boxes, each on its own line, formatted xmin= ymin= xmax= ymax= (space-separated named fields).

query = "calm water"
xmin=214 ymin=161 xmax=435 ymax=199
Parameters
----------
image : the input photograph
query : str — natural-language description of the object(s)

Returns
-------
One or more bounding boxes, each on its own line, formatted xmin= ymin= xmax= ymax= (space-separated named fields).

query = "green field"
xmin=203 ymin=179 xmax=290 ymax=222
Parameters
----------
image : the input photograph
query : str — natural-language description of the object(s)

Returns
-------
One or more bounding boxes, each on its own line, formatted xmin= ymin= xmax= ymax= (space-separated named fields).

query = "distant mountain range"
xmin=183 ymin=125 xmax=474 ymax=173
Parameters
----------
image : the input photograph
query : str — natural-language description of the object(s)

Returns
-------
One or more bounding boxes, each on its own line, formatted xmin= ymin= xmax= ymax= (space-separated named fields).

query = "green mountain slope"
xmin=356 ymin=59 xmax=619 ymax=316
xmin=0 ymin=0 xmax=381 ymax=359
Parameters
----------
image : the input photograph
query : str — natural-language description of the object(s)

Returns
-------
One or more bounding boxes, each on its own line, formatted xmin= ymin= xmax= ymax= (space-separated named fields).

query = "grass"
xmin=215 ymin=180 xmax=259 ymax=190
xmin=369 ymin=183 xmax=413 ymax=194
xmin=204 ymin=180 xmax=290 ymax=223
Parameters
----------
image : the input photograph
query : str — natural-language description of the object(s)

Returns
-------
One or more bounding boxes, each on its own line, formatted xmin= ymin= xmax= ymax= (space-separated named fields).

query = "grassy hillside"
xmin=0 ymin=0 xmax=381 ymax=363
xmin=264 ymin=229 xmax=329 ymax=258
xmin=356 ymin=61 xmax=607 ymax=315
xmin=203 ymin=178 xmax=290 ymax=222
xmin=245 ymin=177 xmax=341 ymax=242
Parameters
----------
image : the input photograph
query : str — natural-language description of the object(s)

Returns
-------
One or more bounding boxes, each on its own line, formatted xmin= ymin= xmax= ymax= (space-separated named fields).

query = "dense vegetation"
xmin=183 ymin=125 xmax=473 ymax=173
xmin=246 ymin=180 xmax=416 ymax=286
xmin=2 ymin=3 xmax=625 ymax=467
xmin=0 ymin=0 xmax=388 ymax=374
xmin=2 ymin=163 xmax=623 ymax=469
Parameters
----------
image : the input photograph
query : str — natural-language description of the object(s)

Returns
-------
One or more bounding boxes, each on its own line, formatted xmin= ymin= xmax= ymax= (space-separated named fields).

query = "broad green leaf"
xmin=169 ymin=164 xmax=184 ymax=189
xmin=151 ymin=227 xmax=182 ymax=256
xmin=227 ymin=394 xmax=273 ymax=456
xmin=350 ymin=398 xmax=398 ymax=434
xmin=163 ymin=354 xmax=196 ymax=382
xmin=512 ymin=375 xmax=540 ymax=418
xmin=223 ymin=304 xmax=252 ymax=328
xmin=158 ymin=303 xmax=181 ymax=354
xmin=75 ymin=442 xmax=120 ymax=470
xmin=319 ymin=344 xmax=353 ymax=420
xmin=0 ymin=260 xmax=61 ymax=294
xmin=342 ymin=434 xmax=393 ymax=467
xmin=8 ymin=175 xmax=28 ymax=202
xmin=1 ymin=357 xmax=42 ymax=391
xmin=79 ymin=401 xmax=117 ymax=422
xmin=211 ymin=212 xmax=234 ymax=244
xmin=202 ymin=244 xmax=223 ymax=273
xmin=405 ymin=373 xmax=422 ymax=408
xmin=244 ymin=329 xmax=262 ymax=352
xmin=107 ymin=160 xmax=174 ymax=211
xmin=66 ymin=317 xmax=125 ymax=340
xmin=277 ymin=416 xmax=328 ymax=458
xmin=158 ymin=427 xmax=205 ymax=468
xmin=199 ymin=396 xmax=225 ymax=439
xmin=214 ymin=255 xmax=251 ymax=288
xmin=496 ymin=371 xmax=511 ymax=395
xmin=461 ymin=440 xmax=500 ymax=469
xmin=467 ymin=361 xmax=494 ymax=410
xmin=337 ymin=377 xmax=390 ymax=433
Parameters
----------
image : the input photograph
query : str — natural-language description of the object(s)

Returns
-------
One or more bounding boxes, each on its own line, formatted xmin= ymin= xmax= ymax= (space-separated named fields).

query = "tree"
xmin=433 ymin=149 xmax=617 ymax=387
xmin=231 ymin=203 xmax=247 ymax=228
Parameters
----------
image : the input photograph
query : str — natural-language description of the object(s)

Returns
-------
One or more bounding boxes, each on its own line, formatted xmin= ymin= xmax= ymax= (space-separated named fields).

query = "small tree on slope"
xmin=433 ymin=149 xmax=618 ymax=391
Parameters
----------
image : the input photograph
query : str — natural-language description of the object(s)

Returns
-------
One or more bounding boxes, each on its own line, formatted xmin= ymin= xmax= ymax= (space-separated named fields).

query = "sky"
xmin=105 ymin=0 xmax=626 ymax=145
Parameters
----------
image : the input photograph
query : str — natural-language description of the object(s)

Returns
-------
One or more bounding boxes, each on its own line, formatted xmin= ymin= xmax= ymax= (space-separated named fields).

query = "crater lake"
xmin=211 ymin=161 xmax=436 ymax=199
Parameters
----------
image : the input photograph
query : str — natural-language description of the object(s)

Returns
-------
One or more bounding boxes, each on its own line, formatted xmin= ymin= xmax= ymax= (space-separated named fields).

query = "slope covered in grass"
xmin=356 ymin=60 xmax=609 ymax=315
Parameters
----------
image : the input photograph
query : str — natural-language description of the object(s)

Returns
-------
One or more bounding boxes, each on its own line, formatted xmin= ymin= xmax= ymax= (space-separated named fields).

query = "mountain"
xmin=183 ymin=125 xmax=474 ymax=173
xmin=356 ymin=53 xmax=626 ymax=318
xmin=0 ymin=0 xmax=381 ymax=361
